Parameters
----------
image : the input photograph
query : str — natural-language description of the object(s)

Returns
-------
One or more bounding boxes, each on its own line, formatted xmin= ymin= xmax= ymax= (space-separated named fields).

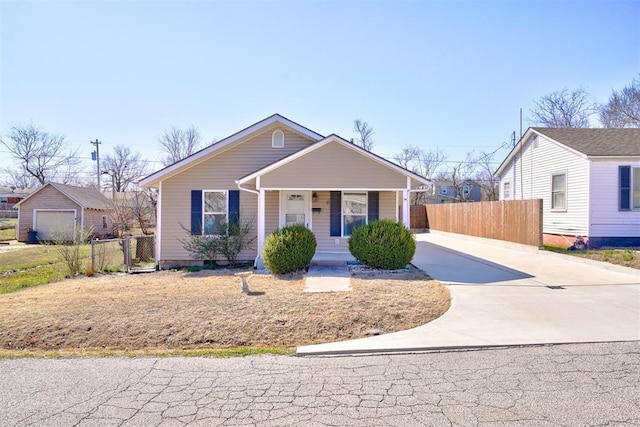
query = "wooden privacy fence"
xmin=418 ymin=200 xmax=543 ymax=247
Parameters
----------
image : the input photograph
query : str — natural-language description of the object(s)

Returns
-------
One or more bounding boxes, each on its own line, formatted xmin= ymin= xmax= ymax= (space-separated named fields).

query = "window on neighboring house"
xmin=102 ymin=215 xmax=108 ymax=229
xmin=203 ymin=190 xmax=228 ymax=235
xmin=551 ymin=173 xmax=566 ymax=210
xmin=503 ymin=181 xmax=511 ymax=199
xmin=272 ymin=130 xmax=284 ymax=148
xmin=342 ymin=192 xmax=367 ymax=236
xmin=462 ymin=184 xmax=470 ymax=196
xmin=619 ymin=166 xmax=640 ymax=210
xmin=441 ymin=187 xmax=447 ymax=195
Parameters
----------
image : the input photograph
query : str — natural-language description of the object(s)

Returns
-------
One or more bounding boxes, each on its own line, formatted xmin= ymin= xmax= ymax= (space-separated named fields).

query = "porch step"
xmin=310 ymin=259 xmax=348 ymax=267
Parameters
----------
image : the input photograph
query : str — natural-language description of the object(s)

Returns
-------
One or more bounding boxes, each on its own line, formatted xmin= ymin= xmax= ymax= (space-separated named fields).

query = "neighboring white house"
xmin=496 ymin=127 xmax=640 ymax=248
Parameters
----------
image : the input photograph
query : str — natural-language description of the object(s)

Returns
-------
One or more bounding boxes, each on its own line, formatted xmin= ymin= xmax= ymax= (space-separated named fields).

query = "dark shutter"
xmin=368 ymin=191 xmax=379 ymax=222
xmin=228 ymin=190 xmax=240 ymax=224
xmin=330 ymin=191 xmax=342 ymax=237
xmin=191 ymin=190 xmax=202 ymax=235
xmin=620 ymin=166 xmax=631 ymax=211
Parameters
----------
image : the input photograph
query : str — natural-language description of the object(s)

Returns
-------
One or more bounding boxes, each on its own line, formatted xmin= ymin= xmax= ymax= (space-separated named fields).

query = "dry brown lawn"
xmin=0 ymin=267 xmax=450 ymax=352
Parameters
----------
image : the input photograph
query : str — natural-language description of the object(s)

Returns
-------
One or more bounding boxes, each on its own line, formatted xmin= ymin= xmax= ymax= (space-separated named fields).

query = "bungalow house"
xmin=139 ymin=114 xmax=431 ymax=269
xmin=496 ymin=127 xmax=640 ymax=248
xmin=16 ymin=182 xmax=114 ymax=242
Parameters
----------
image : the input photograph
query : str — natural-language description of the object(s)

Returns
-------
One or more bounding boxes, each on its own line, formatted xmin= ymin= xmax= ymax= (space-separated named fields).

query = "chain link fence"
xmin=91 ymin=235 xmax=155 ymax=273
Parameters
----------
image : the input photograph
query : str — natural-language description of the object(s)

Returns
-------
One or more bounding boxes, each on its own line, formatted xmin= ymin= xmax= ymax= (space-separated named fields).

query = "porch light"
xmin=312 ymin=192 xmax=318 ymax=202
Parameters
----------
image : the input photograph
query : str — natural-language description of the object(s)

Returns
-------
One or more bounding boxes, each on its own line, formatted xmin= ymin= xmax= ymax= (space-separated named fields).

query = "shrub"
xmin=348 ymin=220 xmax=415 ymax=270
xmin=622 ymin=249 xmax=635 ymax=262
xmin=47 ymin=225 xmax=94 ymax=277
xmin=179 ymin=216 xmax=256 ymax=266
xmin=262 ymin=225 xmax=316 ymax=274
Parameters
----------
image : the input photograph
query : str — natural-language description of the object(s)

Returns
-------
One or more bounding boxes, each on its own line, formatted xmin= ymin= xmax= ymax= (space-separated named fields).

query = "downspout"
xmin=155 ymin=181 xmax=162 ymax=270
xmin=236 ymin=182 xmax=259 ymax=196
xmin=79 ymin=207 xmax=84 ymax=242
xmin=236 ymin=181 xmax=261 ymax=268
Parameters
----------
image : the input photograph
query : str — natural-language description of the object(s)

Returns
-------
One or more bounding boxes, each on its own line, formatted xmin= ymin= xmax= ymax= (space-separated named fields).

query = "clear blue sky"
xmin=1 ymin=0 xmax=639 ymax=183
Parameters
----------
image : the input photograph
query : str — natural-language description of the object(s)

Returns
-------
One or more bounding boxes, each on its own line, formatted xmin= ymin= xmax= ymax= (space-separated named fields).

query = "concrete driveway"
xmin=297 ymin=232 xmax=640 ymax=355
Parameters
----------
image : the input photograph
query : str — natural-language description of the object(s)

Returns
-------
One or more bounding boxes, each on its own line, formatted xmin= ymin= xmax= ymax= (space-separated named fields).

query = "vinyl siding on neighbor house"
xmin=588 ymin=159 xmax=640 ymax=237
xmin=500 ymin=133 xmax=590 ymax=236
xmin=260 ymin=142 xmax=409 ymax=189
xmin=159 ymin=128 xmax=316 ymax=262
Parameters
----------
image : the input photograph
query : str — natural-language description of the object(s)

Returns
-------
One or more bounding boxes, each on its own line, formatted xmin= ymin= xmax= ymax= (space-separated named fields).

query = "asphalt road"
xmin=1 ymin=341 xmax=638 ymax=426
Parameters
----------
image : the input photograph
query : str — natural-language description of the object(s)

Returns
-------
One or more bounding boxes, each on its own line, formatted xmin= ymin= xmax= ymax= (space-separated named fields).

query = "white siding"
xmin=499 ymin=134 xmax=590 ymax=235
xmin=588 ymin=159 xmax=640 ymax=237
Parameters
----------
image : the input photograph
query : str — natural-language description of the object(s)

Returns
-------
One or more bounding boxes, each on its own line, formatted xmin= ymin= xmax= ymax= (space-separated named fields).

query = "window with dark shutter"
xmin=620 ymin=166 xmax=631 ymax=211
xmin=191 ymin=190 xmax=203 ymax=234
xmin=368 ymin=191 xmax=379 ymax=222
xmin=330 ymin=191 xmax=341 ymax=236
xmin=228 ymin=190 xmax=240 ymax=225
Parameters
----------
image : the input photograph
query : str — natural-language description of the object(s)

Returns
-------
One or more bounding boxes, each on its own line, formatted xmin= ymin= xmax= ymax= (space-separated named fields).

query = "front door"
xmin=280 ymin=191 xmax=311 ymax=229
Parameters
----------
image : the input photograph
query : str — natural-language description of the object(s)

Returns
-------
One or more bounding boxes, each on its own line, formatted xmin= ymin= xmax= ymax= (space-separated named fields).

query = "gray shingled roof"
xmin=532 ymin=128 xmax=640 ymax=156
xmin=50 ymin=183 xmax=113 ymax=210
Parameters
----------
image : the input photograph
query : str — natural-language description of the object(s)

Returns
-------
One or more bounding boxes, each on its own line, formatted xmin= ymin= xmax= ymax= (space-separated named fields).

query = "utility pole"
xmin=90 ymin=139 xmax=101 ymax=190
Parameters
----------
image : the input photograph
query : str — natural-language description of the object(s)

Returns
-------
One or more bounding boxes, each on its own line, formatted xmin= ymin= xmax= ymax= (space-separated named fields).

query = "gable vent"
xmin=272 ymin=130 xmax=284 ymax=148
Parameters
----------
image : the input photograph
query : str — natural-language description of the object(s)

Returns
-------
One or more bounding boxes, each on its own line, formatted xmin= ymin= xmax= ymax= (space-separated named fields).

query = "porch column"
xmin=402 ymin=177 xmax=410 ymax=228
xmin=402 ymin=189 xmax=410 ymax=228
xmin=257 ymin=188 xmax=266 ymax=256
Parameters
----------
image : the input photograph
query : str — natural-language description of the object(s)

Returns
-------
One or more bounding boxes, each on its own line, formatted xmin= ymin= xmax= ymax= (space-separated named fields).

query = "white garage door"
xmin=35 ymin=211 xmax=76 ymax=241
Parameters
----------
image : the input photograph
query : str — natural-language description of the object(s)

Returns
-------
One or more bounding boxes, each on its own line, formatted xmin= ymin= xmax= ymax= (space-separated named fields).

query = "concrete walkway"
xmin=297 ymin=231 xmax=640 ymax=356
xmin=304 ymin=264 xmax=351 ymax=293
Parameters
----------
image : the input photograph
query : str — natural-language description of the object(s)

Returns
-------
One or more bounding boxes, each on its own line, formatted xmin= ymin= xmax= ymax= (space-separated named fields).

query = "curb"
xmin=296 ymin=339 xmax=640 ymax=357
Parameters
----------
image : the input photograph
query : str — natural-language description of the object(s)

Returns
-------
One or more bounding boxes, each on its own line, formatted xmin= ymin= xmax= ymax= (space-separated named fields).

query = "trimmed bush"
xmin=262 ymin=225 xmax=317 ymax=274
xmin=348 ymin=220 xmax=415 ymax=270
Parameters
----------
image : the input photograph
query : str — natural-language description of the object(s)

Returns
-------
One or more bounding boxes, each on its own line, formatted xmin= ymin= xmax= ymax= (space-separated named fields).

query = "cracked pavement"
xmin=1 ymin=341 xmax=638 ymax=426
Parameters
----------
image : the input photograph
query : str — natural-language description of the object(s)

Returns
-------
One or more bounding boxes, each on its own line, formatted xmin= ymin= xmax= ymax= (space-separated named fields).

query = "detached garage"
xmin=16 ymin=183 xmax=114 ymax=242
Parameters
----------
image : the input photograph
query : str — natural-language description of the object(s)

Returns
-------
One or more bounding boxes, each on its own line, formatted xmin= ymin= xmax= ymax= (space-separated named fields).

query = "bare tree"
xmin=474 ymin=151 xmax=500 ymax=201
xmin=393 ymin=144 xmax=423 ymax=171
xmin=129 ymin=190 xmax=156 ymax=235
xmin=393 ymin=145 xmax=447 ymax=204
xmin=393 ymin=145 xmax=447 ymax=179
xmin=531 ymin=87 xmax=598 ymax=127
xmin=352 ymin=119 xmax=375 ymax=151
xmin=1 ymin=166 xmax=39 ymax=189
xmin=101 ymin=146 xmax=149 ymax=193
xmin=158 ymin=125 xmax=203 ymax=166
xmin=417 ymin=147 xmax=447 ymax=179
xmin=447 ymin=152 xmax=478 ymax=202
xmin=0 ymin=122 xmax=81 ymax=185
xmin=600 ymin=74 xmax=640 ymax=128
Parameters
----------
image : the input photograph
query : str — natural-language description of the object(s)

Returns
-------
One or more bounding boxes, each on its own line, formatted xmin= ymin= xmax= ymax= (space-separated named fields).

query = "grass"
xmin=0 ymin=347 xmax=294 ymax=359
xmin=0 ymin=267 xmax=450 ymax=353
xmin=0 ymin=218 xmax=17 ymax=241
xmin=0 ymin=246 xmax=66 ymax=294
xmin=0 ymin=243 xmax=125 ymax=294
xmin=544 ymin=244 xmax=639 ymax=269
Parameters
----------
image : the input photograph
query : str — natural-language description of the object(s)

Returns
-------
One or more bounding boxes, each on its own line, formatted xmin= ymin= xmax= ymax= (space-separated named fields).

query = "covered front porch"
xmin=235 ymin=135 xmax=431 ymax=267
xmin=243 ymin=188 xmax=413 ymax=268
